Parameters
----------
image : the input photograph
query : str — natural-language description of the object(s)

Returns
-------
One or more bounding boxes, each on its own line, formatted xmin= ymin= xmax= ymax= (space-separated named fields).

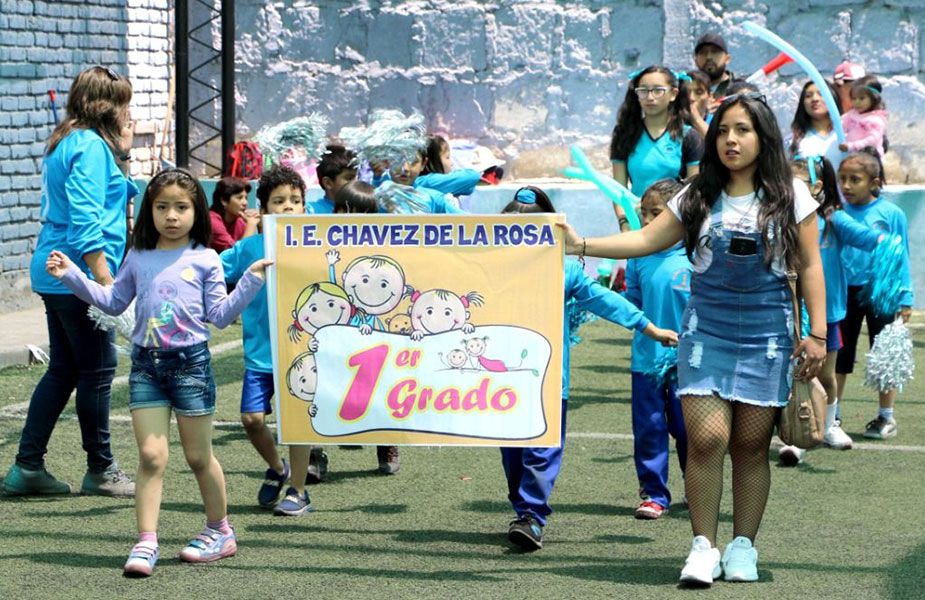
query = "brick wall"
xmin=0 ymin=0 xmax=170 ymax=311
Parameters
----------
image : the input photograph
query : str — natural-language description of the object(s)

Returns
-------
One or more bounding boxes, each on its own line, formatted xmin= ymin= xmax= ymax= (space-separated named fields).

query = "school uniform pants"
xmin=631 ymin=372 xmax=687 ymax=508
xmin=500 ymin=397 xmax=566 ymax=526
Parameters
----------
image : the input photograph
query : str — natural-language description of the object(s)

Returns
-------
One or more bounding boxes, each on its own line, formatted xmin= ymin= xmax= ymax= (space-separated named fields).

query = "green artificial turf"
xmin=0 ymin=321 xmax=923 ymax=599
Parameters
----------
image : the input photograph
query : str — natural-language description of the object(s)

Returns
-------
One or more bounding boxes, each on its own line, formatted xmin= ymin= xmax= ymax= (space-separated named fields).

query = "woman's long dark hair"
xmin=610 ymin=66 xmax=690 ymax=161
xmin=133 ymin=169 xmax=211 ymax=250
xmin=789 ymin=79 xmax=840 ymax=156
xmin=680 ymin=95 xmax=801 ymax=270
xmin=501 ymin=186 xmax=555 ymax=214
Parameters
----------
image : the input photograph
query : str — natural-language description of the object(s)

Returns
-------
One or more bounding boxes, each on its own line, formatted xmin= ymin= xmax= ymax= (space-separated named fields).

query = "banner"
xmin=266 ymin=214 xmax=564 ymax=446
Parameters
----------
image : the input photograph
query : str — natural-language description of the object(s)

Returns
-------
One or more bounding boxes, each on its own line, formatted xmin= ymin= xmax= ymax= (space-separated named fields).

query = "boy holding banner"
xmin=499 ymin=187 xmax=679 ymax=551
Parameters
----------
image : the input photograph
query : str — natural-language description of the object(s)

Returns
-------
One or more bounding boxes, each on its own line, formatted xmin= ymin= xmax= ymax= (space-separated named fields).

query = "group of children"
xmin=28 ymin=47 xmax=913 ymax=585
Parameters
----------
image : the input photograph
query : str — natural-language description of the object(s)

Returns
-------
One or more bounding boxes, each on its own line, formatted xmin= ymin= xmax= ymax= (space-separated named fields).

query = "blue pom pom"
xmin=860 ymin=234 xmax=905 ymax=319
xmin=340 ymin=109 xmax=427 ymax=167
xmin=254 ymin=114 xmax=329 ymax=161
xmin=566 ymin=298 xmax=597 ymax=346
xmin=645 ymin=347 xmax=678 ymax=386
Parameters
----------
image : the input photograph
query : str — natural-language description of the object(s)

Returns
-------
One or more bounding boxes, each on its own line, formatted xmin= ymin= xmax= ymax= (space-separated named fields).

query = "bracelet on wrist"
xmin=808 ymin=333 xmax=826 ymax=343
xmin=578 ymin=237 xmax=587 ymax=267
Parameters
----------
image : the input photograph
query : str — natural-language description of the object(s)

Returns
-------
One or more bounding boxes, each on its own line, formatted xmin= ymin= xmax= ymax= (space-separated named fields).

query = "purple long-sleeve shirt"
xmin=60 ymin=243 xmax=263 ymax=349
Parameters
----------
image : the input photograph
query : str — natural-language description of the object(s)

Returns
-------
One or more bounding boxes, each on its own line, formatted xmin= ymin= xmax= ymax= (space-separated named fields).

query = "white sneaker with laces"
xmin=722 ymin=536 xmax=758 ymax=582
xmin=679 ymin=535 xmax=721 ymax=585
xmin=823 ymin=424 xmax=853 ymax=449
xmin=778 ymin=444 xmax=805 ymax=466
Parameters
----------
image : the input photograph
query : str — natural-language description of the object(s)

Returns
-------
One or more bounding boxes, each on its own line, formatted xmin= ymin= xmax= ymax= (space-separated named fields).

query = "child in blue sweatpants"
xmin=499 ymin=187 xmax=679 ymax=551
xmin=623 ymin=179 xmax=691 ymax=519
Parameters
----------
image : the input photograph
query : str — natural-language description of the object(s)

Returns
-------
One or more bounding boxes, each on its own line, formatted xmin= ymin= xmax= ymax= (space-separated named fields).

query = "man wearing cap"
xmin=833 ymin=61 xmax=866 ymax=113
xmin=694 ymin=33 xmax=736 ymax=102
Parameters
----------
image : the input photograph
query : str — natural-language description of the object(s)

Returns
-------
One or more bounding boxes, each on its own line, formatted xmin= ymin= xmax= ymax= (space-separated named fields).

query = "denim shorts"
xmin=240 ymin=369 xmax=275 ymax=415
xmin=129 ymin=342 xmax=216 ymax=416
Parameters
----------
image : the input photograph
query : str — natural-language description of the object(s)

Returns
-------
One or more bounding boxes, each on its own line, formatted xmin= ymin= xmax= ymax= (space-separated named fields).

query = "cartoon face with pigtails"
xmin=408 ymin=289 xmax=483 ymax=341
xmin=287 ymin=282 xmax=355 ymax=347
xmin=339 ymin=254 xmax=413 ymax=334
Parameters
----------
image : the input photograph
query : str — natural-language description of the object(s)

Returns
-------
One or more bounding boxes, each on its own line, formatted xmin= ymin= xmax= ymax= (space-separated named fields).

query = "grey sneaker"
xmin=863 ymin=416 xmax=897 ymax=440
xmin=2 ymin=463 xmax=72 ymax=496
xmin=81 ymin=464 xmax=135 ymax=497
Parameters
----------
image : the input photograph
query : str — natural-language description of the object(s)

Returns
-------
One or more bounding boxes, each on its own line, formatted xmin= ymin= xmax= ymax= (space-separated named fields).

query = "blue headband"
xmin=794 ymin=154 xmax=821 ymax=186
xmin=515 ymin=189 xmax=537 ymax=205
xmin=864 ymin=85 xmax=881 ymax=96
xmin=627 ymin=68 xmax=687 ymax=84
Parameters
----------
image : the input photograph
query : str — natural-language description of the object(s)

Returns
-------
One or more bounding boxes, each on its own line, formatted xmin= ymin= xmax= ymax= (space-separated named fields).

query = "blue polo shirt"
xmin=623 ymin=244 xmax=691 ymax=373
xmin=613 ymin=125 xmax=704 ymax=197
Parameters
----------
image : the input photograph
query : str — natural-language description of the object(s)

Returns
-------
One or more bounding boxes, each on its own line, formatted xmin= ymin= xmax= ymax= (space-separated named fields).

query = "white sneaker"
xmin=722 ymin=536 xmax=758 ymax=582
xmin=823 ymin=425 xmax=853 ymax=449
xmin=679 ymin=535 xmax=721 ymax=585
xmin=778 ymin=445 xmax=805 ymax=466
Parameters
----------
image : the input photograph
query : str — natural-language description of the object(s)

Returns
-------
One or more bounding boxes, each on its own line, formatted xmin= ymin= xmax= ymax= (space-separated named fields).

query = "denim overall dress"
xmin=676 ymin=203 xmax=793 ymax=406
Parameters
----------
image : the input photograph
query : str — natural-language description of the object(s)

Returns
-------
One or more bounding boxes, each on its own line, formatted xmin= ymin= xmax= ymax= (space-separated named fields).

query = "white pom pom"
xmin=340 ymin=109 xmax=427 ymax=167
xmin=88 ymin=303 xmax=136 ymax=343
xmin=864 ymin=319 xmax=915 ymax=393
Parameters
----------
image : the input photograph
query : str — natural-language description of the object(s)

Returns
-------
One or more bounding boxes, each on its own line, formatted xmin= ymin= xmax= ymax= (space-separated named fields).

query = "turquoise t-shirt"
xmin=613 ymin=125 xmax=704 ymax=197
xmin=220 ymin=234 xmax=272 ymax=373
xmin=307 ymin=196 xmax=335 ymax=214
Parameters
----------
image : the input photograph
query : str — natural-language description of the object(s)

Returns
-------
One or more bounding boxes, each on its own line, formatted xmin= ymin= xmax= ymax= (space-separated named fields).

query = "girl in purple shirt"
xmin=47 ymin=169 xmax=271 ymax=578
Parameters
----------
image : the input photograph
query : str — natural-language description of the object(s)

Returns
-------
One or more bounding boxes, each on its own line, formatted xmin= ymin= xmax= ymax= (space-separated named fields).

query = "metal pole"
xmin=221 ymin=0 xmax=235 ymax=175
xmin=175 ymin=0 xmax=189 ymax=169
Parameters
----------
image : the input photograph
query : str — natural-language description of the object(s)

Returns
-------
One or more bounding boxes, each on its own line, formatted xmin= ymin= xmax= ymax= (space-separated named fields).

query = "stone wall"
xmin=0 ymin=0 xmax=170 ymax=310
xmin=231 ymin=0 xmax=925 ymax=181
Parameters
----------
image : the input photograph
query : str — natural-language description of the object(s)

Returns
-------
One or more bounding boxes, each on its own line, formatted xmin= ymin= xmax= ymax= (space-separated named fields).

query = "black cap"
xmin=695 ymin=33 xmax=727 ymax=53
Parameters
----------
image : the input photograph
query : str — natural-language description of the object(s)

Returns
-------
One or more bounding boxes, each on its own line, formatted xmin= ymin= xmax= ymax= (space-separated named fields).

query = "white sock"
xmin=825 ymin=401 xmax=838 ymax=432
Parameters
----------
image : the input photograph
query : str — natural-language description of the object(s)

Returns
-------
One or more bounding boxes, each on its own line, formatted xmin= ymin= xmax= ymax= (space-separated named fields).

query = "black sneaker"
xmin=863 ymin=415 xmax=897 ymax=439
xmin=376 ymin=445 xmax=400 ymax=475
xmin=508 ymin=515 xmax=543 ymax=551
xmin=305 ymin=447 xmax=329 ymax=484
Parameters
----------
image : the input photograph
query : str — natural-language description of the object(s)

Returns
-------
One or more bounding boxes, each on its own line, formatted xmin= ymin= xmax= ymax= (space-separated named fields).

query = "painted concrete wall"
xmin=230 ymin=0 xmax=925 ymax=182
xmin=0 ymin=0 xmax=171 ymax=310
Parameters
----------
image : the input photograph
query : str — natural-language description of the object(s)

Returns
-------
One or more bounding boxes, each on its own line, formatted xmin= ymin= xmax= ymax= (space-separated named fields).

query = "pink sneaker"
xmin=123 ymin=541 xmax=159 ymax=577
xmin=179 ymin=527 xmax=237 ymax=563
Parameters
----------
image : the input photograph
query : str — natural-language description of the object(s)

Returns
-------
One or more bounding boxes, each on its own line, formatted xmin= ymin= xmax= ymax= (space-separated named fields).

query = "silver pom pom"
xmin=255 ymin=114 xmax=329 ymax=162
xmin=88 ymin=303 xmax=136 ymax=343
xmin=864 ymin=319 xmax=915 ymax=393
xmin=374 ymin=181 xmax=431 ymax=214
xmin=340 ymin=109 xmax=426 ymax=167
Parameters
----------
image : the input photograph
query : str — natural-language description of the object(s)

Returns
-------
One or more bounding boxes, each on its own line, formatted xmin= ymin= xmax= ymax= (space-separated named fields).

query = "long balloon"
xmin=565 ymin=145 xmax=642 ymax=230
xmin=742 ymin=21 xmax=844 ymax=142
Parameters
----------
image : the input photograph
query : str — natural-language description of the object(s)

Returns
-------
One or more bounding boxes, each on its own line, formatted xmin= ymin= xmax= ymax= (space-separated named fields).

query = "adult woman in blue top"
xmin=2 ymin=66 xmax=138 ymax=498
xmin=610 ymin=66 xmax=704 ymax=231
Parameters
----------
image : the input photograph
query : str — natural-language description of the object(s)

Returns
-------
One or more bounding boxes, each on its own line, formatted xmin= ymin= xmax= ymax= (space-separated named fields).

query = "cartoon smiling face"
xmin=446 ymin=349 xmax=468 ymax=368
xmin=464 ymin=337 xmax=488 ymax=357
xmin=410 ymin=290 xmax=469 ymax=335
xmin=294 ymin=287 xmax=352 ymax=334
xmin=342 ymin=257 xmax=405 ymax=316
xmin=286 ymin=352 xmax=317 ymax=402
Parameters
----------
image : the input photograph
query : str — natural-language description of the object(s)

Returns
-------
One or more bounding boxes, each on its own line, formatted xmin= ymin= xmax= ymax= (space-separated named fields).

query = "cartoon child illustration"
xmin=462 ymin=336 xmax=527 ymax=372
xmin=286 ymin=351 xmax=318 ymax=417
xmin=438 ymin=349 xmax=470 ymax=372
xmin=408 ymin=289 xmax=483 ymax=341
xmin=287 ymin=282 xmax=354 ymax=347
xmin=143 ymin=280 xmax=192 ymax=348
xmin=339 ymin=254 xmax=413 ymax=334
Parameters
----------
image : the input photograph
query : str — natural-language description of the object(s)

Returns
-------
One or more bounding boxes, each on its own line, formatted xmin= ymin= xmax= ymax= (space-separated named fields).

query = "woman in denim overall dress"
xmin=559 ymin=94 xmax=827 ymax=585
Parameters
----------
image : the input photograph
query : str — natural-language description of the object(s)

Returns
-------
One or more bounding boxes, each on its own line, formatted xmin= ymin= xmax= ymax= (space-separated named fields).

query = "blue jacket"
xmin=31 ymin=129 xmax=138 ymax=294
xmin=563 ymin=260 xmax=650 ymax=398
xmin=820 ymin=210 xmax=881 ymax=322
xmin=840 ymin=197 xmax=914 ymax=307
xmin=415 ymin=169 xmax=481 ymax=197
xmin=221 ymin=234 xmax=272 ymax=372
xmin=624 ymin=244 xmax=691 ymax=373
xmin=409 ymin=185 xmax=466 ymax=214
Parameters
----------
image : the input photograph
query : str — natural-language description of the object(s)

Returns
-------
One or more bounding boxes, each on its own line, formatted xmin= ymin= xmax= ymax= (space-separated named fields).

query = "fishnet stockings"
xmin=681 ymin=395 xmax=778 ymax=545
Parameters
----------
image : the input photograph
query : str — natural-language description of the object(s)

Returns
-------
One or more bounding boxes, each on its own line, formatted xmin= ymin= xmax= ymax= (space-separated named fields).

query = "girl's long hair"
xmin=680 ymin=95 xmax=801 ymax=270
xmin=789 ymin=79 xmax=839 ymax=156
xmin=422 ymin=135 xmax=449 ymax=175
xmin=610 ymin=66 xmax=690 ymax=161
xmin=792 ymin=155 xmax=839 ymax=239
xmin=46 ymin=66 xmax=133 ymax=157
xmin=133 ymin=169 xmax=212 ymax=250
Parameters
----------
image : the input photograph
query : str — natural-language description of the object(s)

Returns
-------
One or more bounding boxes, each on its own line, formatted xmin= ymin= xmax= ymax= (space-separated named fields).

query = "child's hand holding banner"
xmin=265 ymin=214 xmax=564 ymax=447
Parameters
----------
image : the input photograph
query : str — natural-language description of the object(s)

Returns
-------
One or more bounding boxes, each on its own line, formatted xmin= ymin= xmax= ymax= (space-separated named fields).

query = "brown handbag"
xmin=778 ymin=272 xmax=827 ymax=449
